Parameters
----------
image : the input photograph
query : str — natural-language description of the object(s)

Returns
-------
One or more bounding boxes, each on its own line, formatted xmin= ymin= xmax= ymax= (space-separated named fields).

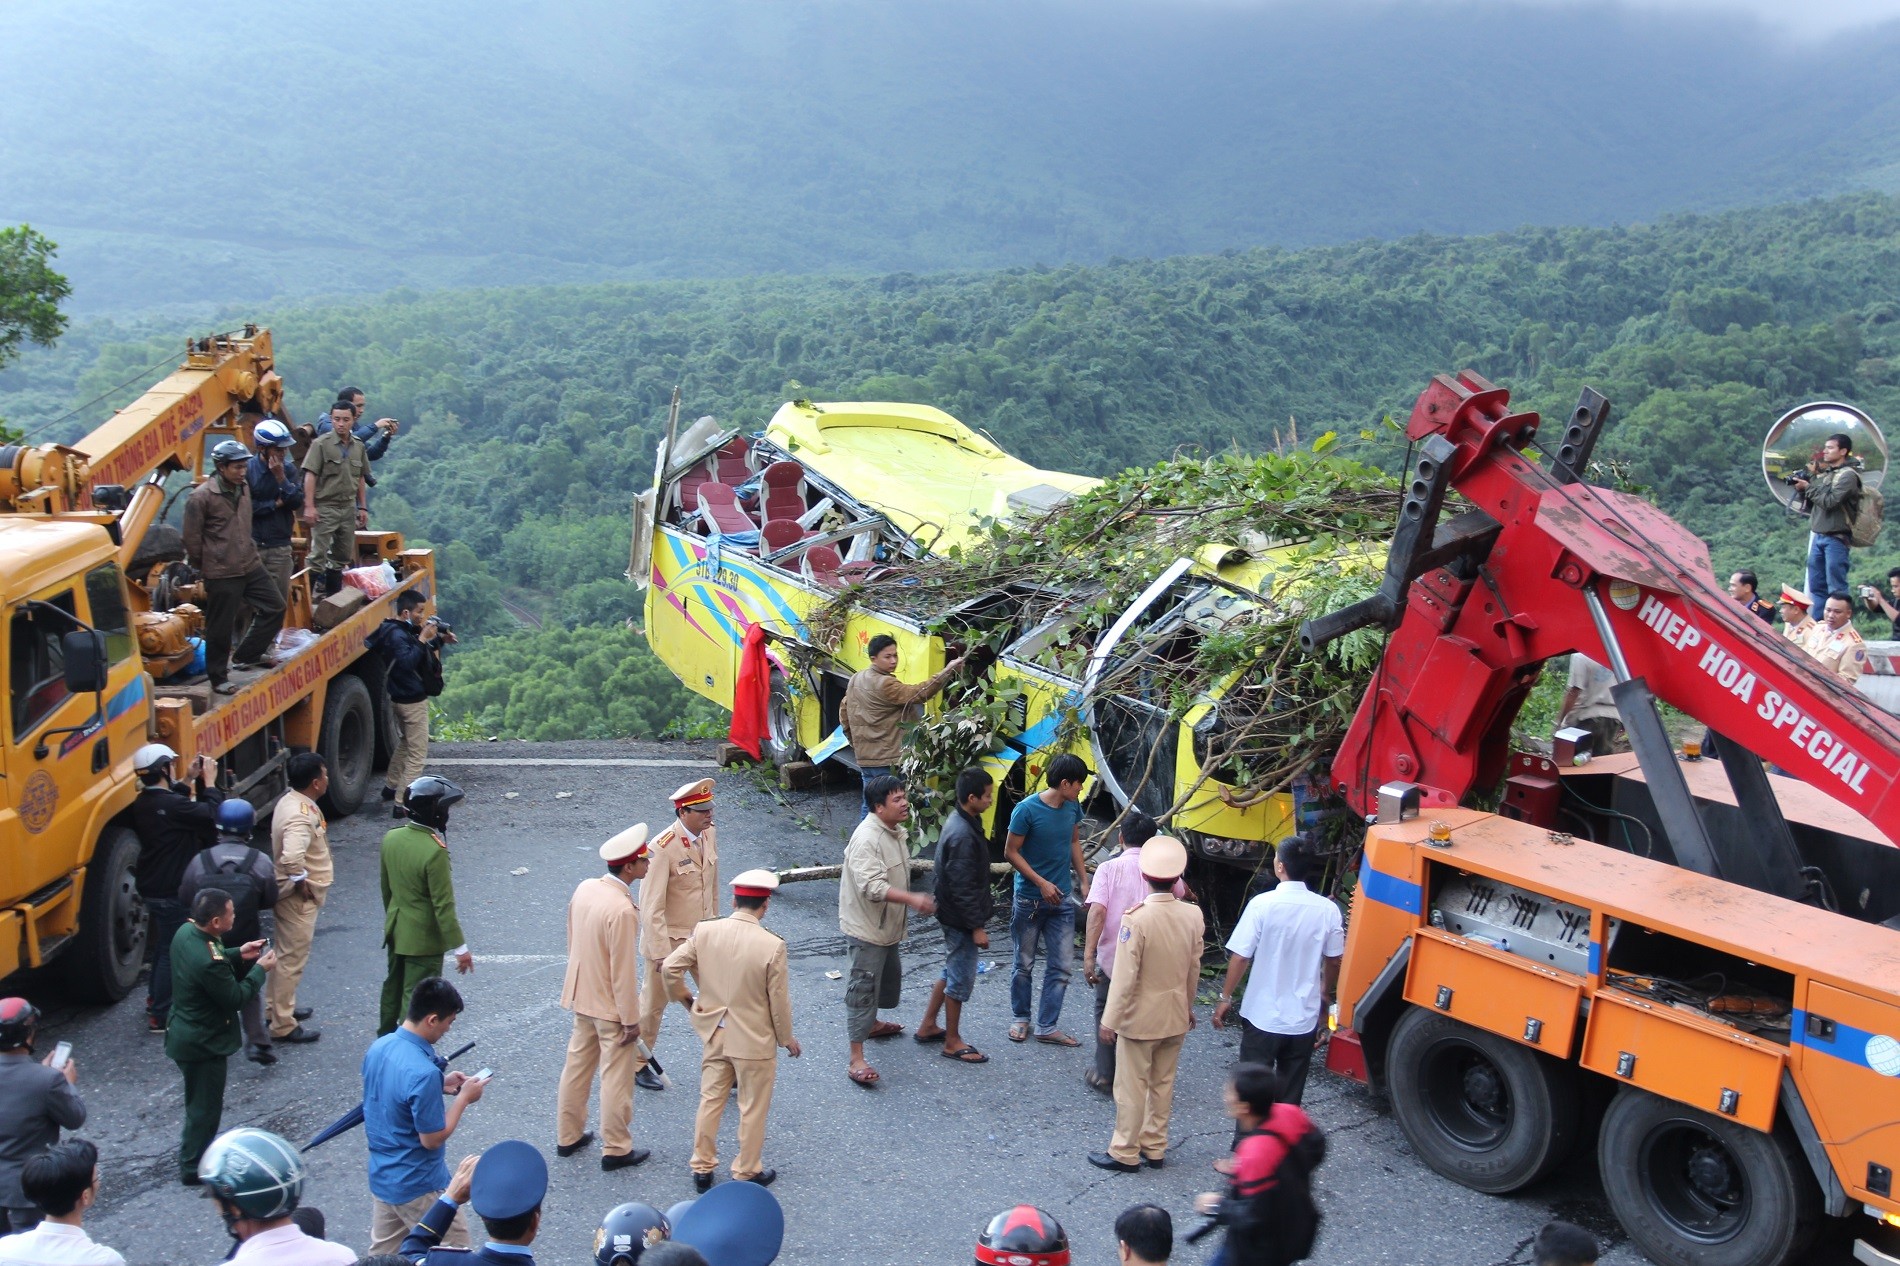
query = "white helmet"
xmin=133 ymin=743 xmax=177 ymax=774
xmin=253 ymin=419 xmax=293 ymax=448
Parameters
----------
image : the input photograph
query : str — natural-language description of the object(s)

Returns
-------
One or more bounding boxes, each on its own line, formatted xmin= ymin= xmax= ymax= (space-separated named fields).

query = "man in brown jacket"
xmin=663 ymin=869 xmax=801 ymax=1190
xmin=840 ymin=634 xmax=964 ymax=814
xmin=637 ymin=779 xmax=720 ymax=1091
xmin=838 ymin=775 xmax=936 ymax=1086
xmin=181 ymin=440 xmax=286 ymax=694
xmin=266 ymin=752 xmax=328 ymax=1045
xmin=558 ymin=822 xmax=652 ymax=1171
xmin=1089 ymin=836 xmax=1203 ymax=1174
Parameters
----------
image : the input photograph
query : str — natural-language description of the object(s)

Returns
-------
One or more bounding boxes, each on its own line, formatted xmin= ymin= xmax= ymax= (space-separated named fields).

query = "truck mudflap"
xmin=1781 ymin=1069 xmax=1853 ymax=1218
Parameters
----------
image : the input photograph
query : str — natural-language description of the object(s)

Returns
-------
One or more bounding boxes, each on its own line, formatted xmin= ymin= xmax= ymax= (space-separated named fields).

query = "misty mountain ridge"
xmin=2 ymin=0 xmax=1899 ymax=313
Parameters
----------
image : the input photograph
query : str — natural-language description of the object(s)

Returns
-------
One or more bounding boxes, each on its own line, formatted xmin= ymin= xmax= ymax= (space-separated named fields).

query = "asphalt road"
xmin=27 ymin=740 xmax=1867 ymax=1264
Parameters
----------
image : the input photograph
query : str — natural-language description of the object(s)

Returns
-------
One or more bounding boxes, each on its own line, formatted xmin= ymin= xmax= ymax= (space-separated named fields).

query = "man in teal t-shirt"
xmin=1002 ymin=754 xmax=1092 ymax=1045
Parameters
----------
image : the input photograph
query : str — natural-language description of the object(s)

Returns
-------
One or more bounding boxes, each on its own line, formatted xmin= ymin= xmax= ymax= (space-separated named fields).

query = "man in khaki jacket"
xmin=838 ymin=775 xmax=935 ymax=1086
xmin=839 ymin=634 xmax=964 ymax=814
xmin=637 ymin=778 xmax=720 ymax=1091
xmin=266 ymin=752 xmax=329 ymax=1045
xmin=1088 ymin=837 xmax=1203 ymax=1174
xmin=557 ymin=822 xmax=652 ymax=1172
xmin=663 ymin=869 xmax=801 ymax=1190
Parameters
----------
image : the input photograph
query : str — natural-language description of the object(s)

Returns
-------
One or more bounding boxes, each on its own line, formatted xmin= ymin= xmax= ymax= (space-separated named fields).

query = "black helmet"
xmin=209 ymin=439 xmax=252 ymax=467
xmin=0 ymin=999 xmax=39 ymax=1051
xmin=403 ymin=775 xmax=465 ymax=831
xmin=594 ymin=1202 xmax=670 ymax=1264
xmin=198 ymin=1128 xmax=305 ymax=1219
xmin=976 ymin=1205 xmax=1069 ymax=1266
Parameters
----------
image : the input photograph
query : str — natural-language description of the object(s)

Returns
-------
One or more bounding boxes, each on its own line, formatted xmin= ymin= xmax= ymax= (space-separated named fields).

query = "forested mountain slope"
xmin=3 ymin=0 xmax=1899 ymax=313
xmin=4 ymin=194 xmax=1897 ymax=737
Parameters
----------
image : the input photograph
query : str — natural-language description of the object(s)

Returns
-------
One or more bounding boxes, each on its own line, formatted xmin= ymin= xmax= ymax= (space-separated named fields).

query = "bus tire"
xmin=318 ymin=672 xmax=376 ymax=816
xmin=1598 ymin=1086 xmax=1819 ymax=1266
xmin=1386 ymin=1006 xmax=1579 ymax=1194
xmin=764 ymin=671 xmax=805 ymax=767
xmin=62 ymin=824 xmax=146 ymax=1003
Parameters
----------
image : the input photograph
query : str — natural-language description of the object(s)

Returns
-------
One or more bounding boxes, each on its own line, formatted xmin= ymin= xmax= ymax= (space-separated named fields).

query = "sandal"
xmin=1008 ymin=1021 xmax=1029 ymax=1043
xmin=212 ymin=682 xmax=240 ymax=696
xmin=1036 ymin=1030 xmax=1081 ymax=1047
xmin=848 ymin=1065 xmax=880 ymax=1087
xmin=913 ymin=1027 xmax=946 ymax=1044
xmin=867 ymin=1021 xmax=905 ymax=1040
xmin=942 ymin=1045 xmax=989 ymax=1063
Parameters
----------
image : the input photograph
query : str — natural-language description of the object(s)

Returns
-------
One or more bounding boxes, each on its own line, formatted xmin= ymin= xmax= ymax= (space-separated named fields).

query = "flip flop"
xmin=1036 ymin=1031 xmax=1082 ymax=1047
xmin=1008 ymin=1022 xmax=1029 ymax=1043
xmin=867 ymin=1021 xmax=905 ymax=1040
xmin=848 ymin=1065 xmax=880 ymax=1087
xmin=212 ymin=682 xmax=240 ymax=696
xmin=913 ymin=1028 xmax=947 ymax=1044
xmin=942 ymin=1046 xmax=989 ymax=1063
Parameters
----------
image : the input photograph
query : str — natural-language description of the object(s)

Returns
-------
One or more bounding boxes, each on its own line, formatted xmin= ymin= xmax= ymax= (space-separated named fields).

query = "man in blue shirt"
xmin=397 ymin=1141 xmax=547 ymax=1265
xmin=336 ymin=387 xmax=399 ymax=462
xmin=363 ymin=978 xmax=486 ymax=1255
xmin=1002 ymin=754 xmax=1092 ymax=1046
xmin=244 ymin=419 xmax=303 ymax=604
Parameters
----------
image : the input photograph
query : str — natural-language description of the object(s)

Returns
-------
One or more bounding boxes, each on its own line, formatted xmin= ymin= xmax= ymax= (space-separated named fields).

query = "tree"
xmin=0 ymin=225 xmax=71 ymax=437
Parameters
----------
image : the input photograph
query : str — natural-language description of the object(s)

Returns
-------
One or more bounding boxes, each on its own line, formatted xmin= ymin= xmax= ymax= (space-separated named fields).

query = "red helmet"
xmin=976 ymin=1205 xmax=1069 ymax=1266
xmin=0 ymin=999 xmax=39 ymax=1051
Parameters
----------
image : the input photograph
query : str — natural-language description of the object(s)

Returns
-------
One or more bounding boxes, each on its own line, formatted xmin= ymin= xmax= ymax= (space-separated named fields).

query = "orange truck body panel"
xmin=1340 ymin=808 xmax=1900 ymax=1217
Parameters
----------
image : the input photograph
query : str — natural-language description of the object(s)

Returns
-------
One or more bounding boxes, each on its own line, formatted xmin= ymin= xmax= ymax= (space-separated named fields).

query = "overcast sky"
xmin=1185 ymin=0 xmax=1900 ymax=37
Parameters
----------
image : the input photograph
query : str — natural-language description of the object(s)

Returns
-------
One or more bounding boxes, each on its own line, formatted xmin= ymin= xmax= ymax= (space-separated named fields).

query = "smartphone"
xmin=259 ymin=937 xmax=273 ymax=952
xmin=473 ymin=1067 xmax=494 ymax=1082
xmin=49 ymin=1042 xmax=71 ymax=1071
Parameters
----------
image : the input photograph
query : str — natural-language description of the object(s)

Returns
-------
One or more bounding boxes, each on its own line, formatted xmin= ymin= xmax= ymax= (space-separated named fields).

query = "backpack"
xmin=190 ymin=844 xmax=268 ymax=936
xmin=1225 ymin=1119 xmax=1327 ymax=1266
xmin=419 ymin=646 xmax=445 ymax=698
xmin=1851 ymin=481 xmax=1884 ymax=548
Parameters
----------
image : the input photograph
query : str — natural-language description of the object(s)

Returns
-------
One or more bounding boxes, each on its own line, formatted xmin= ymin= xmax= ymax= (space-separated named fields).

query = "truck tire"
xmin=1598 ymin=1086 xmax=1819 ymax=1266
xmin=61 ymin=824 xmax=146 ymax=1003
xmin=126 ymin=522 xmax=186 ymax=580
xmin=318 ymin=673 xmax=375 ymax=816
xmin=763 ymin=671 xmax=805 ymax=767
xmin=1386 ymin=1006 xmax=1579 ymax=1193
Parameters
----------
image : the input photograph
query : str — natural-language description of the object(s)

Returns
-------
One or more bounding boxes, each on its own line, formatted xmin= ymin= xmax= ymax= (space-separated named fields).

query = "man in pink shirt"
xmin=1081 ymin=811 xmax=1190 ymax=1093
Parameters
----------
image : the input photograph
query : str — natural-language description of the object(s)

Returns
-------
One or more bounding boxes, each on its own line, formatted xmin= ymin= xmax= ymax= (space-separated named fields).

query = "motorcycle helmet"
xmin=976 ymin=1205 xmax=1070 ymax=1266
xmin=252 ymin=419 xmax=293 ymax=448
xmin=0 ymin=999 xmax=39 ymax=1051
xmin=594 ymin=1202 xmax=671 ymax=1264
xmin=215 ymin=798 xmax=256 ymax=838
xmin=403 ymin=775 xmax=465 ymax=831
xmin=198 ymin=1128 xmax=304 ymax=1220
xmin=209 ymin=439 xmax=252 ymax=467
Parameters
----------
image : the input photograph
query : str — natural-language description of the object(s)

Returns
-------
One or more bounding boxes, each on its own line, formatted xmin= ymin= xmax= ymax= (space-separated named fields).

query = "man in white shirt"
xmin=0 ymin=1139 xmax=123 ymax=1265
xmin=1210 ymin=835 xmax=1343 ymax=1106
xmin=198 ymin=1128 xmax=353 ymax=1265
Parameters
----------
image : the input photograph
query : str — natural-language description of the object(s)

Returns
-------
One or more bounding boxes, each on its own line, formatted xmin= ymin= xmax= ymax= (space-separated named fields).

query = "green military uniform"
xmin=163 ymin=921 xmax=265 ymax=1182
xmin=300 ymin=429 xmax=369 ymax=574
xmin=379 ymin=821 xmax=466 ymax=1034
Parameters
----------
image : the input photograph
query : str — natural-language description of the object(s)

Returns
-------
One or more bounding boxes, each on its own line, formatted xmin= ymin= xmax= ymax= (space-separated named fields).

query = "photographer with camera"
xmin=1789 ymin=432 xmax=1863 ymax=620
xmin=131 ymin=745 xmax=226 ymax=1035
xmin=368 ymin=592 xmax=455 ymax=819
xmin=1861 ymin=567 xmax=1900 ymax=640
xmin=337 ymin=387 xmax=401 ymax=462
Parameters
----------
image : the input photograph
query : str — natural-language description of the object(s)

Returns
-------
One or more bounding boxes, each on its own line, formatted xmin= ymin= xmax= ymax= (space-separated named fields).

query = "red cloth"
xmin=728 ymin=622 xmax=770 ymax=759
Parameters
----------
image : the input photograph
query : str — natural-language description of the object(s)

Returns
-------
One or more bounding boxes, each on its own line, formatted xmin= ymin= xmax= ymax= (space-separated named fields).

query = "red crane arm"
xmin=1329 ymin=372 xmax=1900 ymax=842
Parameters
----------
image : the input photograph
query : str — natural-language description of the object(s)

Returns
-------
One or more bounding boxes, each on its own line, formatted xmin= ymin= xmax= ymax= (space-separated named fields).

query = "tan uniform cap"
xmin=1140 ymin=836 xmax=1189 ymax=881
xmin=672 ymin=777 xmax=715 ymax=809
xmin=730 ymin=868 xmax=779 ymax=898
xmin=600 ymin=822 xmax=651 ymax=863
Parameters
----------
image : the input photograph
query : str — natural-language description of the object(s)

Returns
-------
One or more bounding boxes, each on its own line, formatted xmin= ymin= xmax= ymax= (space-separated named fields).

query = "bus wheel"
xmin=1386 ymin=1006 xmax=1579 ymax=1193
xmin=319 ymin=673 xmax=375 ymax=816
xmin=63 ymin=824 xmax=146 ymax=1003
xmin=1598 ymin=1086 xmax=1818 ymax=1266
xmin=764 ymin=672 xmax=805 ymax=767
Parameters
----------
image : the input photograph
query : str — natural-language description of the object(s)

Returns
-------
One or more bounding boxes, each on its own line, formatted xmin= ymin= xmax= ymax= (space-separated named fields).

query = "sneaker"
xmin=147 ymin=1015 xmax=166 ymax=1034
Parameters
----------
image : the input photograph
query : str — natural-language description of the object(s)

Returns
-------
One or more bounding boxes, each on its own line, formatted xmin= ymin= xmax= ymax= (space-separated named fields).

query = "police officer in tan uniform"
xmin=637 ymin=779 xmax=720 ymax=1091
xmin=1088 ymin=837 xmax=1203 ymax=1174
xmin=266 ymin=752 xmax=329 ymax=1044
xmin=557 ymin=823 xmax=652 ymax=1172
xmin=1779 ymin=585 xmax=1819 ymax=651
xmin=1808 ymin=592 xmax=1868 ymax=685
xmin=662 ymin=869 xmax=800 ymax=1191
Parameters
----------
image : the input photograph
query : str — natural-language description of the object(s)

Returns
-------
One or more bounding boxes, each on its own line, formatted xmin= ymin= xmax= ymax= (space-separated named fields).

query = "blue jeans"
xmin=1807 ymin=532 xmax=1850 ymax=619
xmin=940 ymin=925 xmax=980 ymax=1003
xmin=858 ymin=765 xmax=893 ymax=818
xmin=1009 ymin=891 xmax=1075 ymax=1035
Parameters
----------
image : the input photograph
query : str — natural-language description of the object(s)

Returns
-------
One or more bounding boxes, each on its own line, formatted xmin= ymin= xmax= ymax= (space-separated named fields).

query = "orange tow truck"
xmin=1 ymin=327 xmax=434 ymax=1001
xmin=1301 ymin=373 xmax=1900 ymax=1266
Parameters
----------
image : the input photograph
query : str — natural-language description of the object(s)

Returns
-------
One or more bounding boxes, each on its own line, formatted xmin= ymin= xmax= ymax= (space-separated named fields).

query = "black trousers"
xmin=1239 ymin=1018 xmax=1320 ymax=1106
xmin=202 ymin=566 xmax=285 ymax=682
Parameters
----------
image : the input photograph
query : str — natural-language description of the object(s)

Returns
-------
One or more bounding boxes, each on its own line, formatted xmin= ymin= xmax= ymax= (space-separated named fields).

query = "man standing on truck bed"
xmin=131 ymin=745 xmax=225 ymax=1035
xmin=839 ymin=635 xmax=965 ymax=814
xmin=182 ymin=440 xmax=286 ymax=694
xmin=245 ymin=420 xmax=302 ymax=601
xmin=301 ymin=403 xmax=371 ymax=598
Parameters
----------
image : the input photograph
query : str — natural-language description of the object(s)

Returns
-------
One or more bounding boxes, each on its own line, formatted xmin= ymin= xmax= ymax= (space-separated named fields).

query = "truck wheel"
xmin=61 ymin=825 xmax=146 ymax=1003
xmin=1386 ymin=1006 xmax=1579 ymax=1193
xmin=764 ymin=671 xmax=805 ymax=767
xmin=319 ymin=673 xmax=375 ymax=816
xmin=126 ymin=523 xmax=186 ymax=580
xmin=1598 ymin=1086 xmax=1819 ymax=1266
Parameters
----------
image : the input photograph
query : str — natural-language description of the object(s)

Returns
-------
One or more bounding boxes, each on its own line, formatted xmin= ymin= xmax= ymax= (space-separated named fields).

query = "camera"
xmin=428 ymin=616 xmax=453 ymax=634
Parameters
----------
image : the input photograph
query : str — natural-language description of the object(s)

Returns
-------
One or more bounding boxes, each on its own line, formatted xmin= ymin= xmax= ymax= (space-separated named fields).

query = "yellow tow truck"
xmin=1 ymin=327 xmax=435 ymax=1000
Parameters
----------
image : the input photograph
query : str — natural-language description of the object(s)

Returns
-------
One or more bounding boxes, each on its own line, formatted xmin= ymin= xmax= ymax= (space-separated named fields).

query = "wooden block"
xmin=719 ymin=743 xmax=757 ymax=767
xmin=313 ymin=587 xmax=367 ymax=631
xmin=778 ymin=760 xmax=820 ymax=789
